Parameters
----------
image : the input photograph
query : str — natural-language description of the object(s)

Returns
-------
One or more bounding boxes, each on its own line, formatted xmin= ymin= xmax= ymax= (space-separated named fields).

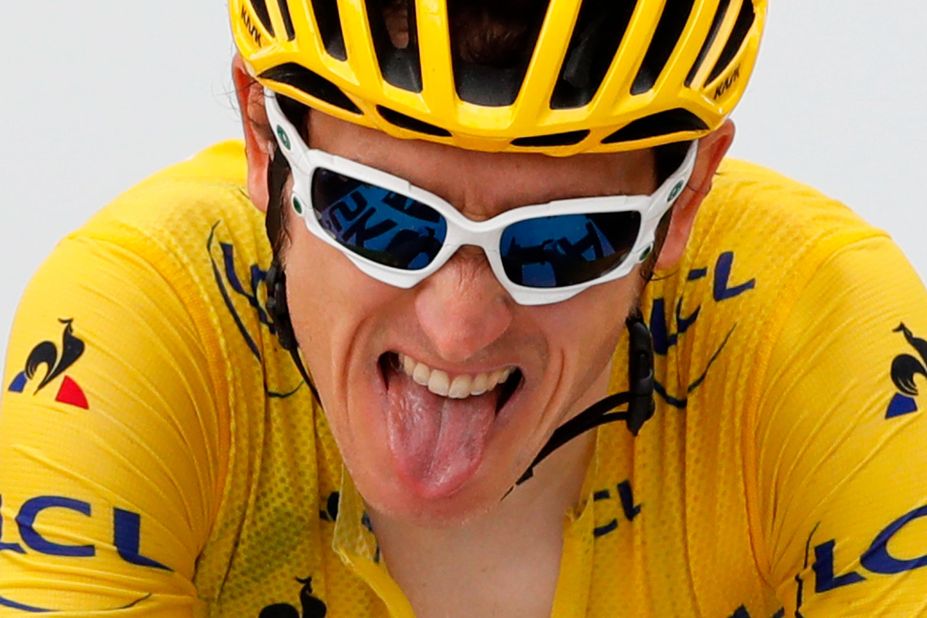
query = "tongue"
xmin=385 ymin=368 xmax=496 ymax=498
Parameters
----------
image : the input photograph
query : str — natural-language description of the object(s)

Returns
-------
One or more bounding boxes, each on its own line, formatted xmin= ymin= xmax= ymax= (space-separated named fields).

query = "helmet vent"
xmin=631 ymin=0 xmax=697 ymax=95
xmin=309 ymin=0 xmax=348 ymax=60
xmin=261 ymin=64 xmax=361 ymax=114
xmin=685 ymin=0 xmax=731 ymax=87
xmin=511 ymin=130 xmax=591 ymax=148
xmin=551 ymin=0 xmax=637 ymax=110
xmin=449 ymin=0 xmax=548 ymax=107
xmin=377 ymin=106 xmax=452 ymax=137
xmin=365 ymin=0 xmax=423 ymax=92
xmin=250 ymin=0 xmax=276 ymax=37
xmin=455 ymin=65 xmax=525 ymax=107
xmin=602 ymin=108 xmax=708 ymax=143
xmin=705 ymin=0 xmax=755 ymax=85
xmin=276 ymin=0 xmax=297 ymax=41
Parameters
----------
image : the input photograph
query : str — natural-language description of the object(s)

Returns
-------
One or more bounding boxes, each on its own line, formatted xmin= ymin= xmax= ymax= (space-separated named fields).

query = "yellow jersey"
xmin=1 ymin=142 xmax=926 ymax=617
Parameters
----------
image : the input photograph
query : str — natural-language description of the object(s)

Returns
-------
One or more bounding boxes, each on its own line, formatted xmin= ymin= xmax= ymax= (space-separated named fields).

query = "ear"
xmin=232 ymin=55 xmax=274 ymax=212
xmin=654 ymin=120 xmax=735 ymax=270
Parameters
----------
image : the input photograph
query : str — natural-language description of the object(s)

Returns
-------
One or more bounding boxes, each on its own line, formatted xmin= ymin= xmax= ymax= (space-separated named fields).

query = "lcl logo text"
xmin=813 ymin=504 xmax=927 ymax=593
xmin=0 ymin=495 xmax=169 ymax=571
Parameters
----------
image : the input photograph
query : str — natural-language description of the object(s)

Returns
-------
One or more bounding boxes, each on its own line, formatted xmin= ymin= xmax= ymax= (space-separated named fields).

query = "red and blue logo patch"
xmin=6 ymin=318 xmax=89 ymax=410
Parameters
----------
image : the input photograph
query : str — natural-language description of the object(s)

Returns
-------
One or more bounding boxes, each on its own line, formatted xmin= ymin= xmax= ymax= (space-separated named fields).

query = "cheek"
xmin=537 ymin=273 xmax=643 ymax=397
xmin=281 ymin=221 xmax=396 ymax=394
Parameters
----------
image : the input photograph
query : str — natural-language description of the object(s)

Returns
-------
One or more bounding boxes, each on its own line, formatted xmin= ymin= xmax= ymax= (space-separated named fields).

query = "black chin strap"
xmin=513 ymin=312 xmax=655 ymax=487
xmin=266 ymin=261 xmax=321 ymax=404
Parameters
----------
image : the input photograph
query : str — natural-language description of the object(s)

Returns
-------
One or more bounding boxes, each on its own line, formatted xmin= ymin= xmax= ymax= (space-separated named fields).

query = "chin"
xmin=313 ymin=315 xmax=571 ymax=528
xmin=352 ymin=462 xmax=514 ymax=528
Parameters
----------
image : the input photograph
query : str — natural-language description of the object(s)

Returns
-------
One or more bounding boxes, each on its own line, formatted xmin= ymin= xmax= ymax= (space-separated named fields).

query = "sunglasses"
xmin=265 ymin=90 xmax=697 ymax=306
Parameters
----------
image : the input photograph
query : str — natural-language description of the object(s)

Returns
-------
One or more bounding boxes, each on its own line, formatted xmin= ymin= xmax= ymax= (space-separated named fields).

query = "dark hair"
xmin=653 ymin=141 xmax=692 ymax=186
xmin=380 ymin=0 xmax=546 ymax=65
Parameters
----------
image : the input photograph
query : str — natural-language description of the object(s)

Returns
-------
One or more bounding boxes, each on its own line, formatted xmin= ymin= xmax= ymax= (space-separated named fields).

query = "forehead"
xmin=304 ymin=108 xmax=658 ymax=215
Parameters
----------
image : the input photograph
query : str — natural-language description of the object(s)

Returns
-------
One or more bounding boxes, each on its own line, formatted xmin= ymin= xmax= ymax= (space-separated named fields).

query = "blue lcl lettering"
xmin=17 ymin=496 xmax=95 ymax=558
xmin=861 ymin=504 xmax=927 ymax=574
xmin=812 ymin=504 xmax=927 ymax=594
xmin=713 ymin=252 xmax=756 ymax=301
xmin=617 ymin=480 xmax=641 ymax=522
xmin=0 ymin=496 xmax=25 ymax=553
xmin=813 ymin=540 xmax=865 ymax=592
xmin=114 ymin=508 xmax=169 ymax=570
xmin=0 ymin=495 xmax=171 ymax=571
xmin=649 ymin=250 xmax=756 ymax=356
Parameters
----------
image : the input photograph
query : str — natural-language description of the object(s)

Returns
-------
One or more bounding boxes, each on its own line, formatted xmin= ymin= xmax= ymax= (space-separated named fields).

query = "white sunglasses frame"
xmin=264 ymin=90 xmax=698 ymax=306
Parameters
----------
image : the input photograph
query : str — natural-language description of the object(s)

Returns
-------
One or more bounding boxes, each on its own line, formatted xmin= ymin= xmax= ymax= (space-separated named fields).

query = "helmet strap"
xmin=511 ymin=311 xmax=655 ymax=489
xmin=264 ymin=146 xmax=321 ymax=403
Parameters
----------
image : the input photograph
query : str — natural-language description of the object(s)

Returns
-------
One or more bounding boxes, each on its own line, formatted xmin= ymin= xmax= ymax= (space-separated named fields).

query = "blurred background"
xmin=2 ymin=2 xmax=926 ymax=348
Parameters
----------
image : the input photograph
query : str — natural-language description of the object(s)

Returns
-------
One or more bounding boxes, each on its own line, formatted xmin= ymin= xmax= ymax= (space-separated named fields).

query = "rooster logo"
xmin=886 ymin=323 xmax=927 ymax=418
xmin=259 ymin=577 xmax=327 ymax=617
xmin=7 ymin=319 xmax=89 ymax=410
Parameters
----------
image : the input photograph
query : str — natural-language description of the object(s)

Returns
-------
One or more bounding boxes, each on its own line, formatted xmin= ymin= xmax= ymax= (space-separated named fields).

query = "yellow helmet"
xmin=230 ymin=0 xmax=767 ymax=156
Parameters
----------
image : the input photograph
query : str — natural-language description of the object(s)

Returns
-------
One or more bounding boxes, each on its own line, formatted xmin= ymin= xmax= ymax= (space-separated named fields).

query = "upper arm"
xmin=755 ymin=236 xmax=927 ymax=616
xmin=0 ymin=233 xmax=227 ymax=615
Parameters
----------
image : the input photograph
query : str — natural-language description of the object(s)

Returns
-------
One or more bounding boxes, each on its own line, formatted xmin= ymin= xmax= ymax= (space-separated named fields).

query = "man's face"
xmin=280 ymin=109 xmax=657 ymax=524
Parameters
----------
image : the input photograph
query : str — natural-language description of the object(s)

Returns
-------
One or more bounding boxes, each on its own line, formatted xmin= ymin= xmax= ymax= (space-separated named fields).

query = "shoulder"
xmin=77 ymin=140 xmax=268 ymax=268
xmin=647 ymin=158 xmax=892 ymax=361
xmin=68 ymin=141 xmax=284 ymax=370
xmin=689 ymin=158 xmax=886 ymax=278
xmin=0 ymin=144 xmax=260 ymax=609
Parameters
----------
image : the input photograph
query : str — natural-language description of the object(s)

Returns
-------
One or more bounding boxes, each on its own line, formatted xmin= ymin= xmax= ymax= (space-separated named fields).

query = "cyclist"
xmin=2 ymin=1 xmax=926 ymax=616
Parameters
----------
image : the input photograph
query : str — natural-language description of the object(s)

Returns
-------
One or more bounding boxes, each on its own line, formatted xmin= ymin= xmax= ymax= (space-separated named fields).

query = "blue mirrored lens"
xmin=311 ymin=169 xmax=447 ymax=270
xmin=500 ymin=212 xmax=641 ymax=288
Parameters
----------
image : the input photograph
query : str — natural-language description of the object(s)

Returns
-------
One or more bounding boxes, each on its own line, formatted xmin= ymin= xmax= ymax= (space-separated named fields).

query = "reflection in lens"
xmin=500 ymin=212 xmax=641 ymax=288
xmin=311 ymin=168 xmax=447 ymax=270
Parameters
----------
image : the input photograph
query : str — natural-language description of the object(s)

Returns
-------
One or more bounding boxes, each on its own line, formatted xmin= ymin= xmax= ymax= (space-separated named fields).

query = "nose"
xmin=414 ymin=248 xmax=514 ymax=363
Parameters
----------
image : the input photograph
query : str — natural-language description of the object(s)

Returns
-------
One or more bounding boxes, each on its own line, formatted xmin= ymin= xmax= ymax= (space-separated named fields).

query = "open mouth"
xmin=377 ymin=352 xmax=524 ymax=497
xmin=378 ymin=352 xmax=523 ymax=413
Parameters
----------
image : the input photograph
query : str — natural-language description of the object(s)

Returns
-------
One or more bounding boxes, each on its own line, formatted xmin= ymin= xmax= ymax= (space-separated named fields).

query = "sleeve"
xmin=754 ymin=235 xmax=927 ymax=616
xmin=0 ymin=233 xmax=228 ymax=616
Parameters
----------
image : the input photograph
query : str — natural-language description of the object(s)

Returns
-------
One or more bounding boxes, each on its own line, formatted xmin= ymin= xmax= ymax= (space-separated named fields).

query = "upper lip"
xmin=389 ymin=350 xmax=520 ymax=378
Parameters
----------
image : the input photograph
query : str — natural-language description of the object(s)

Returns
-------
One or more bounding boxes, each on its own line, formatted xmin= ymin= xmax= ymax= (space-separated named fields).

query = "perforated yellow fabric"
xmin=1 ymin=143 xmax=926 ymax=616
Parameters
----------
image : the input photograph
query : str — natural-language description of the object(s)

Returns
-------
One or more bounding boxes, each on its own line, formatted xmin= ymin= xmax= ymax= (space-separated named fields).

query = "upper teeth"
xmin=398 ymin=353 xmax=515 ymax=400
